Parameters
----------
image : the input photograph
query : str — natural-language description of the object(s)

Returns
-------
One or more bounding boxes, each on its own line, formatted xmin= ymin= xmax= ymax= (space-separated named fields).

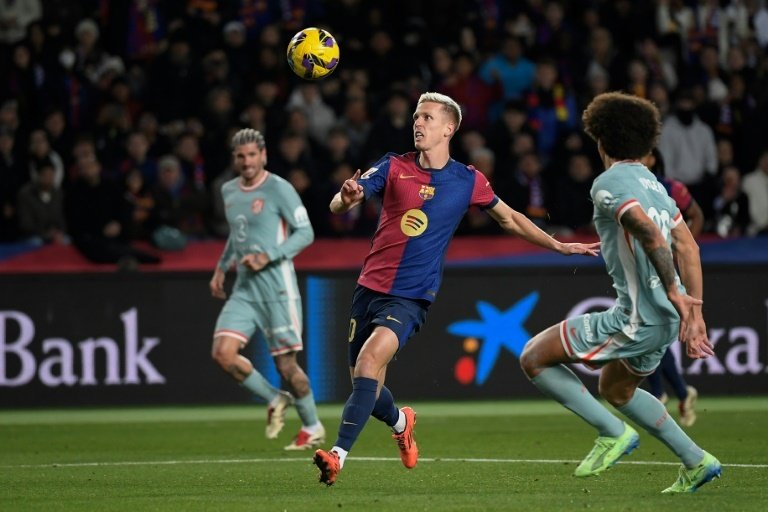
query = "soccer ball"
xmin=286 ymin=27 xmax=340 ymax=80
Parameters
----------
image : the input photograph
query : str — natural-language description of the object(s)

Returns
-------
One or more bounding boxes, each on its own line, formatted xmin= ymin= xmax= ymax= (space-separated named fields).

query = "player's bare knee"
xmin=276 ymin=360 xmax=298 ymax=380
xmin=599 ymin=383 xmax=633 ymax=407
xmin=353 ymin=354 xmax=380 ymax=379
xmin=211 ymin=343 xmax=236 ymax=369
xmin=519 ymin=345 xmax=540 ymax=378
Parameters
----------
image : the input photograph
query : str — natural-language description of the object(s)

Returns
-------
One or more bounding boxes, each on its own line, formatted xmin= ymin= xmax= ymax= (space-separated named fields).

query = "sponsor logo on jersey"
xmin=294 ymin=206 xmax=310 ymax=226
xmin=360 ymin=167 xmax=377 ymax=179
xmin=594 ymin=189 xmax=616 ymax=209
xmin=418 ymin=185 xmax=435 ymax=200
xmin=400 ymin=209 xmax=428 ymax=237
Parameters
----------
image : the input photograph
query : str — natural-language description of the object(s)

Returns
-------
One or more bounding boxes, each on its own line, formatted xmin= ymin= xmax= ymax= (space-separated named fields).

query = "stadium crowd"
xmin=1 ymin=0 xmax=768 ymax=263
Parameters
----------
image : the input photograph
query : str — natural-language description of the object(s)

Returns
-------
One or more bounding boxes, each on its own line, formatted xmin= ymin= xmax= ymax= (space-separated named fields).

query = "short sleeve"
xmin=469 ymin=166 xmax=498 ymax=208
xmin=591 ymin=173 xmax=640 ymax=223
xmin=358 ymin=154 xmax=393 ymax=200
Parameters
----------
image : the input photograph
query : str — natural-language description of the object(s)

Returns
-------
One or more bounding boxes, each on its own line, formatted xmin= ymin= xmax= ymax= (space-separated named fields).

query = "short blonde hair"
xmin=230 ymin=128 xmax=265 ymax=151
xmin=417 ymin=92 xmax=462 ymax=132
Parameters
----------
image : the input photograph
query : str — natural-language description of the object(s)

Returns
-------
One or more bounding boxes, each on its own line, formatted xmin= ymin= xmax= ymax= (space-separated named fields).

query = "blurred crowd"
xmin=1 ymin=0 xmax=768 ymax=264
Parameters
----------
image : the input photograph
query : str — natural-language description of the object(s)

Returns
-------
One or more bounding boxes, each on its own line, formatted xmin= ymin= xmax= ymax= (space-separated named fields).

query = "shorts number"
xmin=348 ymin=318 xmax=356 ymax=343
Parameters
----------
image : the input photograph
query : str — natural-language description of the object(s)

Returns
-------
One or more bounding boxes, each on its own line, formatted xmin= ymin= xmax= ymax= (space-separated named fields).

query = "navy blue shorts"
xmin=347 ymin=285 xmax=429 ymax=366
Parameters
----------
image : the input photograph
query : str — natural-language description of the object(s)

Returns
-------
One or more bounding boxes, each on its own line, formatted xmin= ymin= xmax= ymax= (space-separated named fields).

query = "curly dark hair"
xmin=582 ymin=92 xmax=660 ymax=160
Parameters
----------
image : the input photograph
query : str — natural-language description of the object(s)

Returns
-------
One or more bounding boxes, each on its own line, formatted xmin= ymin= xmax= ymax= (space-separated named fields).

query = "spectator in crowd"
xmin=582 ymin=26 xmax=628 ymax=91
xmin=65 ymin=149 xmax=159 ymax=265
xmin=28 ymin=128 xmax=64 ymax=187
xmin=145 ymin=32 xmax=201 ymax=123
xmin=43 ymin=109 xmax=73 ymax=166
xmin=121 ymin=167 xmax=157 ymax=242
xmin=94 ymin=102 xmax=131 ymax=173
xmin=486 ymin=99 xmax=533 ymax=172
xmin=319 ymin=125 xmax=355 ymax=177
xmin=337 ymin=97 xmax=371 ymax=165
xmin=222 ymin=20 xmax=251 ymax=79
xmin=364 ymin=88 xmax=413 ymax=163
xmin=0 ymin=125 xmax=27 ymax=241
xmin=503 ymin=151 xmax=550 ymax=229
xmin=152 ymin=154 xmax=209 ymax=242
xmin=73 ymin=18 xmax=121 ymax=88
xmin=51 ymin=46 xmax=98 ymax=132
xmin=479 ymin=36 xmax=535 ymax=119
xmin=637 ymin=36 xmax=678 ymax=91
xmin=742 ymin=150 xmax=768 ymax=236
xmin=548 ymin=152 xmax=597 ymax=234
xmin=269 ymin=130 xmax=315 ymax=180
xmin=439 ymin=52 xmax=502 ymax=132
xmin=286 ymin=83 xmax=337 ymax=149
xmin=658 ymin=90 xmax=718 ymax=206
xmin=524 ymin=58 xmax=579 ymax=158
xmin=119 ymin=131 xmax=158 ymax=185
xmin=429 ymin=47 xmax=453 ymax=91
xmin=173 ymin=131 xmax=207 ymax=190
xmin=0 ymin=0 xmax=41 ymax=46
xmin=16 ymin=158 xmax=68 ymax=245
xmin=625 ymin=58 xmax=652 ymax=100
xmin=2 ymin=43 xmax=39 ymax=122
xmin=711 ymin=164 xmax=751 ymax=238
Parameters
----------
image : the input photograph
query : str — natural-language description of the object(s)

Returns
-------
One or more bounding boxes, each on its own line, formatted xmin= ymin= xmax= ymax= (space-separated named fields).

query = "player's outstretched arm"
xmin=330 ymin=169 xmax=365 ymax=214
xmin=487 ymin=199 xmax=600 ymax=256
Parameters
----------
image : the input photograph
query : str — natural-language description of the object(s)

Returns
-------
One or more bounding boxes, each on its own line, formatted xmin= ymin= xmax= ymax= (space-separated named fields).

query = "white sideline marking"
xmin=3 ymin=457 xmax=766 ymax=469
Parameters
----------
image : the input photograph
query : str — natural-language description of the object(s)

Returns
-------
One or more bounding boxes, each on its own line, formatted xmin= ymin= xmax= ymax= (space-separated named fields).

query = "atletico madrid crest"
xmin=251 ymin=198 xmax=264 ymax=214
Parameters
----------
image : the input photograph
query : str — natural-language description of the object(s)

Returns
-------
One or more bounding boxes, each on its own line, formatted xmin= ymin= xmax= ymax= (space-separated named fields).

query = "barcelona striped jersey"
xmin=356 ymin=152 xmax=498 ymax=302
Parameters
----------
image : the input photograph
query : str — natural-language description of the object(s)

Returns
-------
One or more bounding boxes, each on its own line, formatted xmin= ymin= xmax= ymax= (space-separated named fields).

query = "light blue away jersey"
xmin=590 ymin=161 xmax=685 ymax=327
xmin=217 ymin=172 xmax=314 ymax=302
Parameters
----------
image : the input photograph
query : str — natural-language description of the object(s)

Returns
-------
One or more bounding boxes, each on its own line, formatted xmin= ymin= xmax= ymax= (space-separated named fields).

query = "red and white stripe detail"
xmin=214 ymin=329 xmax=249 ymax=345
xmin=615 ymin=198 xmax=640 ymax=222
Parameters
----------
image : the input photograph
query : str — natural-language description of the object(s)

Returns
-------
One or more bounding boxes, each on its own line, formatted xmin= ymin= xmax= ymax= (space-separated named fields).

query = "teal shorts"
xmin=214 ymin=295 xmax=303 ymax=356
xmin=560 ymin=309 xmax=679 ymax=376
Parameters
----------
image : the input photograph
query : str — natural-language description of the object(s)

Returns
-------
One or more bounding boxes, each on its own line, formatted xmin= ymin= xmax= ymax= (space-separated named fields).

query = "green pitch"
xmin=2 ymin=398 xmax=767 ymax=511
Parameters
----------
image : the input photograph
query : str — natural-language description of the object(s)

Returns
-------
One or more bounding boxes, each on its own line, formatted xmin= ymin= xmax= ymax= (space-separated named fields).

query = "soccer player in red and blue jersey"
xmin=313 ymin=92 xmax=601 ymax=486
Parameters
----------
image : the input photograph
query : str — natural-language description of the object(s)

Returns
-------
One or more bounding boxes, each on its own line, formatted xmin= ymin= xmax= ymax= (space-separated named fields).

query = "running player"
xmin=210 ymin=128 xmax=324 ymax=450
xmin=313 ymin=92 xmax=601 ymax=486
xmin=520 ymin=92 xmax=721 ymax=493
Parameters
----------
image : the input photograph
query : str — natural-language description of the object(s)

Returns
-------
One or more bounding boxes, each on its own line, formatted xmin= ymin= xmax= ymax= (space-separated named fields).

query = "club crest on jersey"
xmin=251 ymin=198 xmax=264 ymax=214
xmin=401 ymin=208 xmax=428 ymax=237
xmin=418 ymin=185 xmax=435 ymax=200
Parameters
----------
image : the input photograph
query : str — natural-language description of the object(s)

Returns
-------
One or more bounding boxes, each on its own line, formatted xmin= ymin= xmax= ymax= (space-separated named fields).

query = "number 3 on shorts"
xmin=348 ymin=318 xmax=357 ymax=342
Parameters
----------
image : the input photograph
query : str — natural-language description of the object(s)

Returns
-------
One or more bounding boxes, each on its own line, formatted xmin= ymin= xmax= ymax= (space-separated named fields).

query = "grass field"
xmin=1 ymin=398 xmax=767 ymax=511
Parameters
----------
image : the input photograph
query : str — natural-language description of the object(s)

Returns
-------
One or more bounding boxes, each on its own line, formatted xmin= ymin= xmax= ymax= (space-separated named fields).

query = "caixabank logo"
xmin=447 ymin=292 xmax=766 ymax=386
xmin=447 ymin=291 xmax=538 ymax=385
xmin=0 ymin=308 xmax=165 ymax=387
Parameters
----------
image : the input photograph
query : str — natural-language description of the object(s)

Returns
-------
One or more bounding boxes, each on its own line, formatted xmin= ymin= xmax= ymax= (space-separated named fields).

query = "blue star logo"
xmin=447 ymin=291 xmax=539 ymax=385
